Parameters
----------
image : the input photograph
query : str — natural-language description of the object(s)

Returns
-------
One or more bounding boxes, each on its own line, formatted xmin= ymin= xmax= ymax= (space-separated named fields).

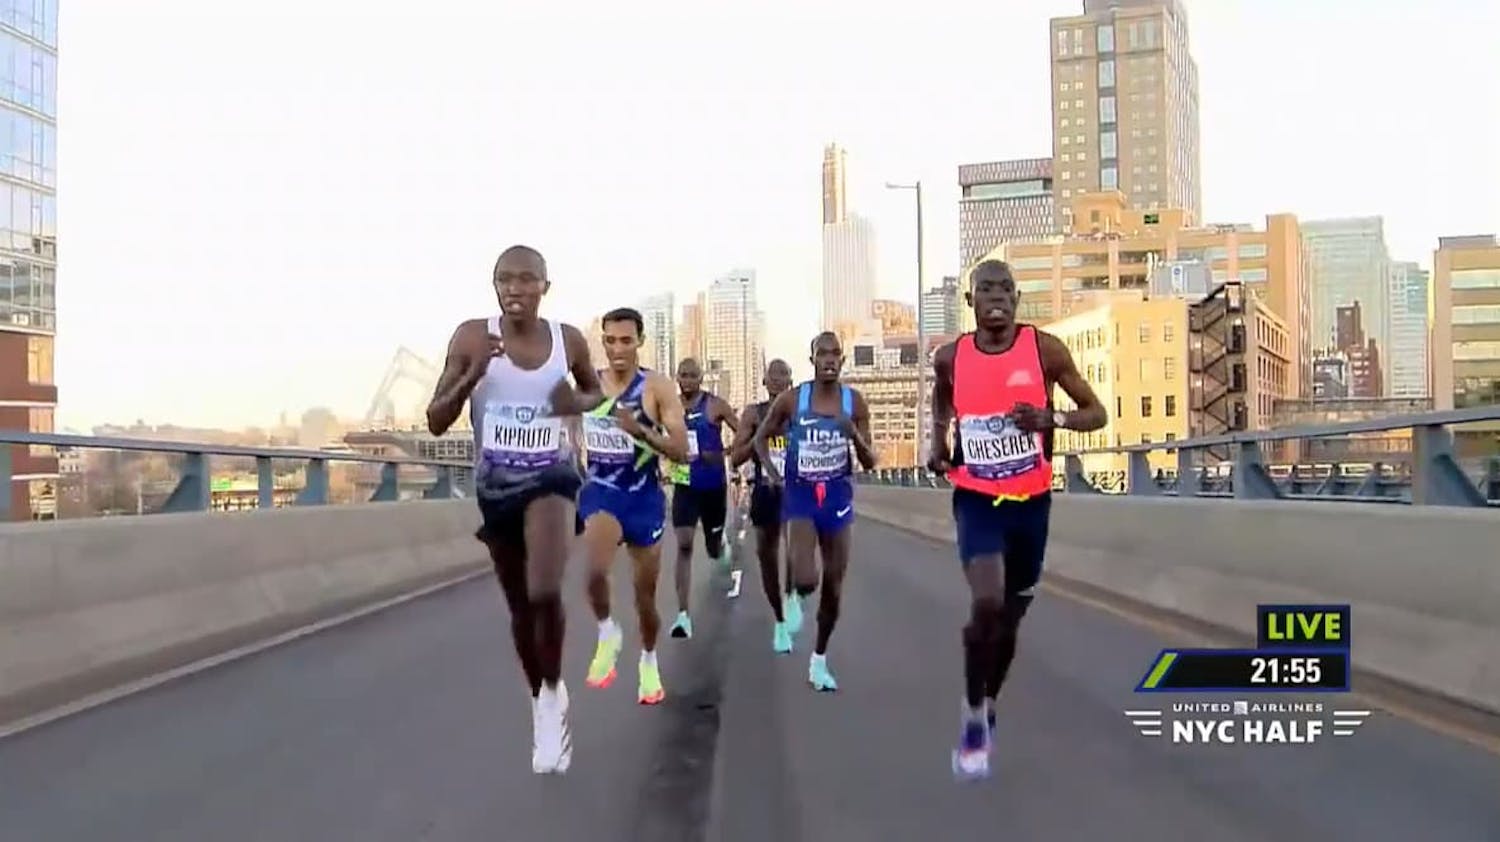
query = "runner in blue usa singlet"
xmin=754 ymin=332 xmax=877 ymax=692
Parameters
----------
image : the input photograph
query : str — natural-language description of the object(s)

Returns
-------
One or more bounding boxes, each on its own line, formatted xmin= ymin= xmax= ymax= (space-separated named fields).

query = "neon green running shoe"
xmin=585 ymin=622 xmax=623 ymax=689
xmin=638 ymin=654 xmax=665 ymax=705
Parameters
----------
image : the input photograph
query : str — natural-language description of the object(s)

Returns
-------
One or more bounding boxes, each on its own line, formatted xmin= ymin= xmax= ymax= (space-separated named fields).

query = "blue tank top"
xmin=685 ymin=392 xmax=727 ymax=489
xmin=583 ymin=369 xmax=659 ymax=493
xmin=784 ymin=382 xmax=855 ymax=486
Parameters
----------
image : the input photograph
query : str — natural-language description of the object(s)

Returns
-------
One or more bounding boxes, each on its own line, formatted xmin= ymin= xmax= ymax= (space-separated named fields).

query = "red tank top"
xmin=948 ymin=326 xmax=1054 ymax=501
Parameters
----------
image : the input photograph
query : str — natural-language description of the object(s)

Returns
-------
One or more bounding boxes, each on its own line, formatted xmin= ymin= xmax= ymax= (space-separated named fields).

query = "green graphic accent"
xmin=667 ymin=461 xmax=691 ymax=485
xmin=1140 ymin=651 xmax=1179 ymax=689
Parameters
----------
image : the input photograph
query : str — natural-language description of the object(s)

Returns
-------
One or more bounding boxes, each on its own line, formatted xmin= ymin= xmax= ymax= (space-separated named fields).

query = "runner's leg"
xmin=582 ymin=508 xmax=625 ymax=689
xmin=812 ymin=526 xmax=851 ymax=657
xmin=669 ymin=486 xmax=699 ymax=637
xmin=625 ymin=540 xmax=666 ymax=703
xmin=701 ymin=484 xmax=728 ymax=563
xmin=486 ymin=540 xmax=542 ymax=697
xmin=951 ymin=488 xmax=1005 ymax=780
xmin=986 ymin=495 xmax=1050 ymax=703
xmin=524 ymin=493 xmax=575 ymax=773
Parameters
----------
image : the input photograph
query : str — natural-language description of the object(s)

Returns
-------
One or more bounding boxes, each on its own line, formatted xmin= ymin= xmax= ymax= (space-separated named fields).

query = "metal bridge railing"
xmin=856 ymin=405 xmax=1500 ymax=508
xmin=0 ymin=431 xmax=473 ymax=518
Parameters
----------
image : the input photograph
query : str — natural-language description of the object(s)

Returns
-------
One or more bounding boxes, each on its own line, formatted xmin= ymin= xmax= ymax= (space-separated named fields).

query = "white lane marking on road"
xmin=727 ymin=569 xmax=743 ymax=598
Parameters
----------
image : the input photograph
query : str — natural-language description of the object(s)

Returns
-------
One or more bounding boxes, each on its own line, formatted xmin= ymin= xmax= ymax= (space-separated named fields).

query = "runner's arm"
xmin=1038 ymin=332 xmax=1107 ymax=431
xmin=640 ymin=372 xmax=691 ymax=463
xmin=848 ymin=389 xmax=879 ymax=471
xmin=927 ymin=342 xmax=958 ymax=468
xmin=753 ymin=390 xmax=795 ymax=483
xmin=715 ymin=395 xmax=739 ymax=433
xmin=551 ymin=323 xmax=607 ymax=416
xmin=728 ymin=404 xmax=761 ymax=468
xmin=425 ymin=320 xmax=486 ymax=436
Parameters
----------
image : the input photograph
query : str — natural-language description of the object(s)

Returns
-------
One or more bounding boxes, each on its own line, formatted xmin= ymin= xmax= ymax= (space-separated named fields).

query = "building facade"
xmin=1046 ymin=286 xmax=1289 ymax=479
xmin=637 ymin=292 xmax=676 ymax=374
xmin=958 ymin=158 xmax=1055 ymax=271
xmin=921 ymin=275 xmax=961 ymax=339
xmin=1430 ymin=234 xmax=1500 ymax=455
xmin=703 ymin=270 xmax=766 ymax=409
xmin=1048 ymin=0 xmax=1201 ymax=232
xmin=821 ymin=213 xmax=878 ymax=332
xmin=843 ymin=340 xmax=921 ymax=468
xmin=0 ymin=2 xmax=59 ymax=521
xmin=676 ymin=294 xmax=706 ymax=367
xmin=1301 ymin=217 xmax=1391 ymax=390
xmin=973 ymin=191 xmax=1308 ymax=397
xmin=822 ymin=143 xmax=846 ymax=226
xmin=1387 ymin=261 xmax=1430 ymax=398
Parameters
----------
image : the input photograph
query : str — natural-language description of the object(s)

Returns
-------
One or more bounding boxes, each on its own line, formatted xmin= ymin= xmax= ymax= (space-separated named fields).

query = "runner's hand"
xmin=461 ymin=333 xmax=504 ymax=385
xmin=1010 ymin=402 xmax=1051 ymax=433
xmin=927 ymin=453 xmax=953 ymax=475
xmin=612 ymin=403 xmax=645 ymax=437
xmin=834 ymin=412 xmax=858 ymax=438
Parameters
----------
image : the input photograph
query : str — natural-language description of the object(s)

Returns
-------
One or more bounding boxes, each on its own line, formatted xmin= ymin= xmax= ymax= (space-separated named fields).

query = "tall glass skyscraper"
xmin=0 ymin=1 xmax=59 ymax=521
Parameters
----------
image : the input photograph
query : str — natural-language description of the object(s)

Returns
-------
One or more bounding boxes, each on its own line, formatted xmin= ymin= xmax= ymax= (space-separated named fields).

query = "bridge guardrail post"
xmin=370 ymin=463 xmax=400 ymax=502
xmin=1411 ymin=423 xmax=1487 ymax=507
xmin=1233 ymin=440 xmax=1281 ymax=500
xmin=424 ymin=466 xmax=455 ymax=500
xmin=160 ymin=453 xmax=210 ymax=513
xmin=255 ymin=456 xmax=275 ymax=510
xmin=295 ymin=458 xmax=329 ymax=506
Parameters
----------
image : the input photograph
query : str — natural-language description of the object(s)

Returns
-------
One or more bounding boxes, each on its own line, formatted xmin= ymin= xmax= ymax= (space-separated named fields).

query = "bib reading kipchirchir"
xmin=482 ymin=402 xmax=563 ymax=471
xmin=959 ymin=413 xmax=1041 ymax=480
xmin=583 ymin=414 xmax=634 ymax=467
xmin=795 ymin=430 xmax=849 ymax=483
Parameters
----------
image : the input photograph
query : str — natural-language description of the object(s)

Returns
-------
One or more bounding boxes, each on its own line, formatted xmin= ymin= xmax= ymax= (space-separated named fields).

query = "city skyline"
xmin=49 ymin=1 xmax=1500 ymax=430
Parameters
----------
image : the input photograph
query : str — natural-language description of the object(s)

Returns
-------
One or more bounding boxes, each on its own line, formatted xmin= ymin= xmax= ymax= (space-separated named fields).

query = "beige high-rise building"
xmin=637 ymin=292 xmax=676 ymax=374
xmin=822 ymin=143 xmax=847 ymax=225
xmin=676 ymin=294 xmax=706 ymax=367
xmin=1048 ymin=0 xmax=1201 ymax=232
xmin=1430 ymin=234 xmax=1500 ymax=454
xmin=703 ymin=269 xmax=767 ymax=409
xmin=972 ymin=191 xmax=1309 ymax=398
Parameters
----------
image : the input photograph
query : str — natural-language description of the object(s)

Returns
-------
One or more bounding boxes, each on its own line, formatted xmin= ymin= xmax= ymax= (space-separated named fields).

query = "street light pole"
xmin=886 ymin=180 xmax=926 ymax=466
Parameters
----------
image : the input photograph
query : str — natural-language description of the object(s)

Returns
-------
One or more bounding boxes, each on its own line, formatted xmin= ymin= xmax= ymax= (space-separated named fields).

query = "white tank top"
xmin=469 ymin=316 xmax=572 ymax=481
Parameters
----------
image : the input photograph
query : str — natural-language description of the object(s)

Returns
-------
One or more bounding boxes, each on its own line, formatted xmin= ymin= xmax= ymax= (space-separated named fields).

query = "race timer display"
xmin=1134 ymin=605 xmax=1352 ymax=693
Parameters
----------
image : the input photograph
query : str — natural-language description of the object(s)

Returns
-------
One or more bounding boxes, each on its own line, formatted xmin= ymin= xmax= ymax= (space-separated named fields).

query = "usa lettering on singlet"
xmin=481 ymin=401 xmax=564 ymax=471
xmin=957 ymin=413 xmax=1041 ymax=480
xmin=795 ymin=427 xmax=850 ymax=483
xmin=583 ymin=413 xmax=635 ymax=468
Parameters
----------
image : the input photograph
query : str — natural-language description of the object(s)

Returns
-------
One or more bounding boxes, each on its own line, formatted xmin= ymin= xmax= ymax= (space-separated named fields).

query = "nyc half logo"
xmin=1124 ymin=604 xmax=1372 ymax=746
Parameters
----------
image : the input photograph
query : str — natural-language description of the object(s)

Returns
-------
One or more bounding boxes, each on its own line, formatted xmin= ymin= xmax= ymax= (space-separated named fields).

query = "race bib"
xmin=481 ymin=402 xmax=563 ymax=471
xmin=667 ymin=461 xmax=691 ymax=485
xmin=794 ymin=430 xmax=849 ymax=483
xmin=766 ymin=435 xmax=787 ymax=477
xmin=686 ymin=431 xmax=700 ymax=461
xmin=958 ymin=413 xmax=1042 ymax=481
xmin=583 ymin=414 xmax=634 ymax=468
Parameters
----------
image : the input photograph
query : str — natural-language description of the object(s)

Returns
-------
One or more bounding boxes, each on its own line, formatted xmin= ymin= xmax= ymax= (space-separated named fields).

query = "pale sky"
xmin=55 ymin=0 xmax=1499 ymax=430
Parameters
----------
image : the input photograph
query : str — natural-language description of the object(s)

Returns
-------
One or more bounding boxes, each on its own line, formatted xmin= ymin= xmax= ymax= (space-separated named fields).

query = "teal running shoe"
xmin=784 ymin=594 xmax=804 ymax=636
xmin=669 ymin=611 xmax=693 ymax=639
xmin=772 ymin=622 xmax=793 ymax=654
xmin=808 ymin=653 xmax=838 ymax=692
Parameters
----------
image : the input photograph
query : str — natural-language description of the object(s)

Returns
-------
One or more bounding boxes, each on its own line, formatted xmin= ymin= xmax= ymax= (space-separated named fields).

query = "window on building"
xmin=1453 ymin=304 xmax=1500 ymax=325
xmin=1099 ymin=96 xmax=1117 ymax=123
xmin=1140 ymin=396 xmax=1153 ymax=417
xmin=1165 ymin=395 xmax=1177 ymax=417
xmin=1164 ymin=356 xmax=1177 ymax=380
xmin=1138 ymin=323 xmax=1151 ymax=342
xmin=1140 ymin=434 xmax=1151 ymax=444
xmin=1453 ymin=340 xmax=1500 ymax=361
xmin=27 ymin=335 xmax=53 ymax=385
xmin=1116 ymin=395 xmax=1123 ymax=417
xmin=1097 ymin=24 xmax=1115 ymax=53
xmin=1162 ymin=322 xmax=1175 ymax=342
xmin=1452 ymin=269 xmax=1500 ymax=290
xmin=1098 ymin=59 xmax=1115 ymax=88
xmin=29 ymin=407 xmax=54 ymax=456
xmin=1100 ymin=131 xmax=1117 ymax=159
xmin=1165 ymin=432 xmax=1177 ymax=443
xmin=1101 ymin=166 xmax=1118 ymax=190
xmin=1138 ymin=358 xmax=1151 ymax=381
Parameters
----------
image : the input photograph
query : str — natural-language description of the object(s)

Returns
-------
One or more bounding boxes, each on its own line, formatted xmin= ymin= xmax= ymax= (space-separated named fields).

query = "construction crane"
xmin=363 ymin=347 xmax=443 ymax=430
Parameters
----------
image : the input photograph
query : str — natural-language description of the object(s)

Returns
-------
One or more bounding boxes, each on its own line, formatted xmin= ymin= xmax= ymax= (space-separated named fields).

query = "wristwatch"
xmin=1051 ymin=411 xmax=1068 ymax=430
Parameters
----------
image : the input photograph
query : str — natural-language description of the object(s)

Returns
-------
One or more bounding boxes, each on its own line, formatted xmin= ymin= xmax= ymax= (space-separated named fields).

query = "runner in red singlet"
xmin=928 ymin=259 xmax=1107 ymax=781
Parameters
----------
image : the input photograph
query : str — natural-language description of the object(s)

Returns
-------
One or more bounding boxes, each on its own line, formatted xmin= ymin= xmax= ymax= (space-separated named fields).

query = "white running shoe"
xmin=532 ymin=681 xmax=573 ymax=774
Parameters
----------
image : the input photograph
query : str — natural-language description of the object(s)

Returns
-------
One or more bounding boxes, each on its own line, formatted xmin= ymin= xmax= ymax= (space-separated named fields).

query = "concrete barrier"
xmin=0 ymin=500 xmax=487 ymax=728
xmin=856 ymin=486 xmax=1500 ymax=716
